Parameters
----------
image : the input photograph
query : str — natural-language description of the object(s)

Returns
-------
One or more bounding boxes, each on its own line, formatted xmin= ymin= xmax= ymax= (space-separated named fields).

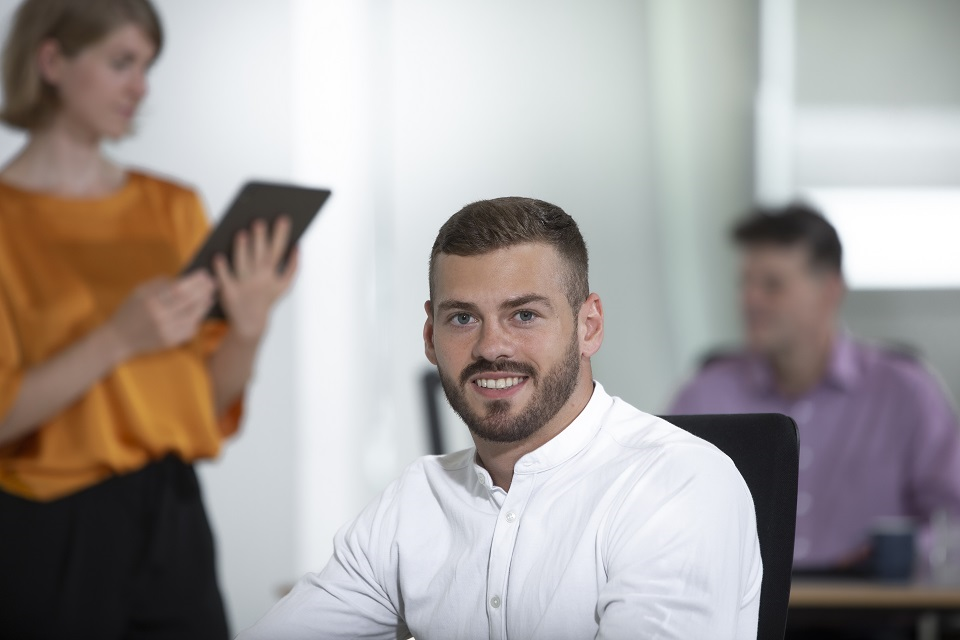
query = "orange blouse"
xmin=0 ymin=170 xmax=242 ymax=501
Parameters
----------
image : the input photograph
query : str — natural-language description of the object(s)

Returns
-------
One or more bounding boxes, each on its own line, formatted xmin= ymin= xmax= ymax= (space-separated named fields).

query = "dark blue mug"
xmin=869 ymin=517 xmax=916 ymax=582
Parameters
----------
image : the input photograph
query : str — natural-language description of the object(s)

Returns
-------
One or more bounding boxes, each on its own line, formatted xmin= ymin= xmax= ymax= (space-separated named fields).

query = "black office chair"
xmin=661 ymin=413 xmax=799 ymax=640
xmin=421 ymin=371 xmax=799 ymax=640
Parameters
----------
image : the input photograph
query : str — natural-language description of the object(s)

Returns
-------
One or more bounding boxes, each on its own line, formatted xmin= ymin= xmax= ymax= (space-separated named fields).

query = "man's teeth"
xmin=476 ymin=377 xmax=524 ymax=389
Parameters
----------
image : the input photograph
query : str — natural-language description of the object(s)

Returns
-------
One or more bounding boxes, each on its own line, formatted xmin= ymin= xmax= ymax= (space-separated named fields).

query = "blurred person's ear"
xmin=37 ymin=39 xmax=65 ymax=85
xmin=821 ymin=271 xmax=846 ymax=311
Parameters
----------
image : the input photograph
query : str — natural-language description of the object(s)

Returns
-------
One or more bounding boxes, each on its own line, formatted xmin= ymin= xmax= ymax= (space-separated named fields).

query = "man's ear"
xmin=423 ymin=300 xmax=438 ymax=365
xmin=579 ymin=293 xmax=604 ymax=358
xmin=821 ymin=271 xmax=846 ymax=311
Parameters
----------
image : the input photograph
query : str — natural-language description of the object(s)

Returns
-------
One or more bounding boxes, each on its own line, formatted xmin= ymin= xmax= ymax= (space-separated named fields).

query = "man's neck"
xmin=769 ymin=327 xmax=837 ymax=398
xmin=474 ymin=375 xmax=595 ymax=492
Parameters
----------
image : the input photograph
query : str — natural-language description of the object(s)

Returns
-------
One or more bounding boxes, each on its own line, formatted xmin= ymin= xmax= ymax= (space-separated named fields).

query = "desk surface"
xmin=790 ymin=580 xmax=960 ymax=609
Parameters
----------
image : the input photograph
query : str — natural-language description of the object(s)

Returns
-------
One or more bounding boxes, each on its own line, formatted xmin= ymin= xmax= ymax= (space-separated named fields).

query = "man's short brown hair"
xmin=733 ymin=202 xmax=843 ymax=275
xmin=0 ymin=0 xmax=163 ymax=131
xmin=429 ymin=197 xmax=589 ymax=312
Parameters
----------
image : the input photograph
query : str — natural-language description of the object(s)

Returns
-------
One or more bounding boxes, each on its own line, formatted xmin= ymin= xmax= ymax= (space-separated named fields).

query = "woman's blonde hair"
xmin=0 ymin=0 xmax=163 ymax=130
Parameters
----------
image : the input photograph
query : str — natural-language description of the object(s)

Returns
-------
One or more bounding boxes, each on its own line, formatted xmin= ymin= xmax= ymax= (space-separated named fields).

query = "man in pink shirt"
xmin=670 ymin=203 xmax=960 ymax=574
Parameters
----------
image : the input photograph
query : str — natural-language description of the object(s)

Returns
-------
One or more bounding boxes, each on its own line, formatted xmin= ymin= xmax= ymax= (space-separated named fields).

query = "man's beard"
xmin=437 ymin=333 xmax=581 ymax=444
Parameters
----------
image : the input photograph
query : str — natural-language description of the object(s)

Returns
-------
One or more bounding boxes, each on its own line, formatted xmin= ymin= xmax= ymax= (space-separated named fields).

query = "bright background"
xmin=0 ymin=0 xmax=957 ymax=632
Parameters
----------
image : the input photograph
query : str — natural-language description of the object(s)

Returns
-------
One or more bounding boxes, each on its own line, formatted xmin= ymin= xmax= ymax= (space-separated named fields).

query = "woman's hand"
xmin=0 ymin=272 xmax=214 ymax=444
xmin=213 ymin=217 xmax=299 ymax=341
xmin=105 ymin=271 xmax=216 ymax=360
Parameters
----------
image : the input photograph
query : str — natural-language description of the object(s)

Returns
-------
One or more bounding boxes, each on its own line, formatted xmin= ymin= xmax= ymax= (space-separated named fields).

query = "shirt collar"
xmin=825 ymin=332 xmax=860 ymax=390
xmin=511 ymin=381 xmax=611 ymax=475
xmin=747 ymin=331 xmax=860 ymax=395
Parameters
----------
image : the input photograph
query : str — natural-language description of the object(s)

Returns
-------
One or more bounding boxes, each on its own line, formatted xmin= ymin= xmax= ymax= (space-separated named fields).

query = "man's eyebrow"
xmin=434 ymin=295 xmax=555 ymax=314
xmin=435 ymin=300 xmax=480 ymax=314
xmin=500 ymin=294 xmax=554 ymax=311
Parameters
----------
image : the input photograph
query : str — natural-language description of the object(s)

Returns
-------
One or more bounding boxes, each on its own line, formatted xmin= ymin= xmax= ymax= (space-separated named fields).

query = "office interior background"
xmin=0 ymin=0 xmax=958 ymax=631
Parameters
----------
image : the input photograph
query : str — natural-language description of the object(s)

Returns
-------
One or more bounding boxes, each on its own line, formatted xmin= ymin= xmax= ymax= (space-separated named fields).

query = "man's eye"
xmin=516 ymin=310 xmax=535 ymax=322
xmin=454 ymin=313 xmax=473 ymax=325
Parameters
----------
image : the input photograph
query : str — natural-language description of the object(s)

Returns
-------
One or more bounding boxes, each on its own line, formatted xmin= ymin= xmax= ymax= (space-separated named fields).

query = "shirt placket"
xmin=484 ymin=470 xmax=535 ymax=640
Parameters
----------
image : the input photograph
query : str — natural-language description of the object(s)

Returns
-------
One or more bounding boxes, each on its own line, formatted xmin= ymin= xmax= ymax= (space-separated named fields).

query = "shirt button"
xmin=476 ymin=472 xmax=485 ymax=485
xmin=521 ymin=459 xmax=533 ymax=467
xmin=797 ymin=491 xmax=813 ymax=516
xmin=490 ymin=596 xmax=502 ymax=609
xmin=505 ymin=511 xmax=517 ymax=523
xmin=795 ymin=537 xmax=811 ymax=560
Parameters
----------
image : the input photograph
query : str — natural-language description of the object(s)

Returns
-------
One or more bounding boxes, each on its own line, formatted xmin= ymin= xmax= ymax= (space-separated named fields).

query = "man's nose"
xmin=472 ymin=320 xmax=515 ymax=362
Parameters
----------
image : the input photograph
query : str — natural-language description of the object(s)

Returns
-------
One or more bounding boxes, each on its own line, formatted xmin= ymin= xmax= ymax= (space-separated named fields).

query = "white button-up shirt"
xmin=239 ymin=383 xmax=762 ymax=640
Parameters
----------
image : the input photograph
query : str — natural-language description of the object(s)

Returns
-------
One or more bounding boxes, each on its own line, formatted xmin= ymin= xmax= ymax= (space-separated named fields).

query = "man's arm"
xmin=596 ymin=444 xmax=762 ymax=640
xmin=905 ymin=365 xmax=960 ymax=520
xmin=237 ymin=485 xmax=409 ymax=640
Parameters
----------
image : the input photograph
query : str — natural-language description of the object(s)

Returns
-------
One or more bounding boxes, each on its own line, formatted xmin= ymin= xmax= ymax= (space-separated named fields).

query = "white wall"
xmin=287 ymin=0 xmax=385 ymax=586
xmin=646 ymin=0 xmax=759 ymax=379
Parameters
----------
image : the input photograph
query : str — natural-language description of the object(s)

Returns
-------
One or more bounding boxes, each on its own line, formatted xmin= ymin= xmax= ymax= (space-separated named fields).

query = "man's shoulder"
xmin=602 ymin=397 xmax=698 ymax=446
xmin=698 ymin=345 xmax=752 ymax=369
xmin=855 ymin=338 xmax=944 ymax=390
xmin=686 ymin=347 xmax=753 ymax=383
xmin=601 ymin=397 xmax=743 ymax=477
xmin=595 ymin=399 xmax=755 ymax=536
xmin=345 ymin=451 xmax=476 ymax=526
xmin=381 ymin=449 xmax=476 ymax=498
xmin=668 ymin=348 xmax=756 ymax=413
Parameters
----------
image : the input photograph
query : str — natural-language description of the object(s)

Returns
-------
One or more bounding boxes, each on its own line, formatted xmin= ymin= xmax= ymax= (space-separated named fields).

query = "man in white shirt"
xmin=238 ymin=197 xmax=763 ymax=640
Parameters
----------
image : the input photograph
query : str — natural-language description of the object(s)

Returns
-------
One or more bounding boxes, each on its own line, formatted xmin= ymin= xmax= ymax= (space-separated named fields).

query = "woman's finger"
xmin=180 ymin=270 xmax=211 ymax=286
xmin=278 ymin=246 xmax=300 ymax=292
xmin=165 ymin=283 xmax=213 ymax=319
xmin=164 ymin=270 xmax=212 ymax=308
xmin=212 ymin=254 xmax=233 ymax=287
xmin=148 ymin=279 xmax=189 ymax=314
xmin=252 ymin=220 xmax=269 ymax=270
xmin=165 ymin=315 xmax=204 ymax=346
xmin=268 ymin=216 xmax=292 ymax=267
xmin=138 ymin=276 xmax=173 ymax=296
xmin=166 ymin=288 xmax=213 ymax=332
xmin=183 ymin=285 xmax=216 ymax=324
xmin=170 ymin=271 xmax=214 ymax=301
xmin=233 ymin=230 xmax=251 ymax=278
xmin=212 ymin=254 xmax=237 ymax=304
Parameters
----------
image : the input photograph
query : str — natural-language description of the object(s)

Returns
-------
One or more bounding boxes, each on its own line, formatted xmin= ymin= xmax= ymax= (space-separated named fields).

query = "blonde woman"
xmin=0 ymin=1 xmax=297 ymax=637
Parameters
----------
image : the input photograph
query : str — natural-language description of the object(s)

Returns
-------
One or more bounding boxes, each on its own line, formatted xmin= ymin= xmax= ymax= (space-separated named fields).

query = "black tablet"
xmin=182 ymin=180 xmax=331 ymax=319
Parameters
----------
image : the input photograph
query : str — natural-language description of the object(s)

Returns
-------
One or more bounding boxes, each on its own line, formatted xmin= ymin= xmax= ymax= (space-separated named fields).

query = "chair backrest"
xmin=660 ymin=413 xmax=799 ymax=640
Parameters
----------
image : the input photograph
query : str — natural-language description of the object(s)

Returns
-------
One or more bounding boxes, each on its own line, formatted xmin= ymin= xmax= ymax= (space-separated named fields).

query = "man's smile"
xmin=469 ymin=374 xmax=530 ymax=399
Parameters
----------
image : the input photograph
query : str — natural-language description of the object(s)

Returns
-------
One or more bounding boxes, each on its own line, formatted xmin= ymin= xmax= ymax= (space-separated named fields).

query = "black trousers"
xmin=0 ymin=456 xmax=229 ymax=640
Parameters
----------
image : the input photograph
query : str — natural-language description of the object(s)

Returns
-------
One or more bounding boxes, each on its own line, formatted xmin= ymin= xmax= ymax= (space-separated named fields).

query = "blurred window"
xmin=805 ymin=187 xmax=960 ymax=289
